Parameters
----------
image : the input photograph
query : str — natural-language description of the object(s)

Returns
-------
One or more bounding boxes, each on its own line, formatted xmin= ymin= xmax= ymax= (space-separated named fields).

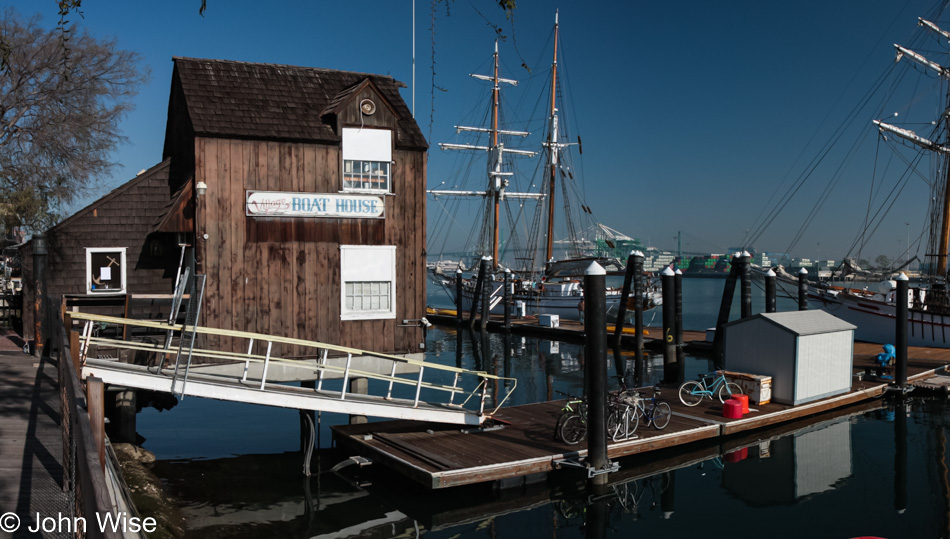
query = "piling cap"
xmin=675 ymin=268 xmax=682 ymax=275
xmin=798 ymin=267 xmax=808 ymax=275
xmin=481 ymin=255 xmax=493 ymax=261
xmin=896 ymin=272 xmax=909 ymax=281
xmin=766 ymin=268 xmax=776 ymax=277
xmin=741 ymin=250 xmax=751 ymax=258
xmin=456 ymin=268 xmax=463 ymax=274
xmin=661 ymin=266 xmax=675 ymax=276
xmin=585 ymin=261 xmax=606 ymax=276
xmin=630 ymin=249 xmax=645 ymax=258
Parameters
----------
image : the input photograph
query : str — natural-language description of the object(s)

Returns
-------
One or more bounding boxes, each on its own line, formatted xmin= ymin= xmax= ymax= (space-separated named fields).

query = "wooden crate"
xmin=724 ymin=370 xmax=772 ymax=405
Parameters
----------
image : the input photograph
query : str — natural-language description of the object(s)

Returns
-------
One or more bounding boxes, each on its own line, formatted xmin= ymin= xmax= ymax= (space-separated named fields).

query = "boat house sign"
xmin=246 ymin=191 xmax=385 ymax=219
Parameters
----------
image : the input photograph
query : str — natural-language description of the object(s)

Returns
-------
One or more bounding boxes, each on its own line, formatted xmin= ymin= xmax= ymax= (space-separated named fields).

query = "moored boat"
xmin=749 ymin=9 xmax=950 ymax=347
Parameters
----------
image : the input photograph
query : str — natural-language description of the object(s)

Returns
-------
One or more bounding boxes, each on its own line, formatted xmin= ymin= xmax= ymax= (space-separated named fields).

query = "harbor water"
xmin=136 ymin=278 xmax=950 ymax=538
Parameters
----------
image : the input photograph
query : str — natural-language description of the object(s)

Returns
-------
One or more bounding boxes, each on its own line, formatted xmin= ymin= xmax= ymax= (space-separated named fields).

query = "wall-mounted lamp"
xmin=196 ymin=181 xmax=208 ymax=196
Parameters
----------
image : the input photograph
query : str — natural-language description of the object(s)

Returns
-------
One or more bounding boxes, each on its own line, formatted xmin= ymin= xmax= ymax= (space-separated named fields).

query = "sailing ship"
xmin=758 ymin=10 xmax=950 ymax=347
xmin=427 ymin=13 xmax=660 ymax=321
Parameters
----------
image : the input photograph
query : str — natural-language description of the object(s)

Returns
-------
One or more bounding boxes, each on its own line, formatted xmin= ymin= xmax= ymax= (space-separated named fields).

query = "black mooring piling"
xmin=765 ymin=268 xmax=776 ymax=313
xmin=798 ymin=268 xmax=808 ymax=311
xmin=740 ymin=251 xmax=752 ymax=319
xmin=896 ymin=272 xmax=908 ymax=388
xmin=632 ymin=252 xmax=646 ymax=386
xmin=613 ymin=251 xmax=638 ymax=376
xmin=455 ymin=269 xmax=464 ymax=325
xmin=661 ymin=266 xmax=677 ymax=381
xmin=503 ymin=269 xmax=512 ymax=330
xmin=674 ymin=268 xmax=683 ymax=346
xmin=469 ymin=256 xmax=489 ymax=328
xmin=712 ymin=253 xmax=741 ymax=362
xmin=584 ymin=261 xmax=609 ymax=486
xmin=480 ymin=264 xmax=492 ymax=331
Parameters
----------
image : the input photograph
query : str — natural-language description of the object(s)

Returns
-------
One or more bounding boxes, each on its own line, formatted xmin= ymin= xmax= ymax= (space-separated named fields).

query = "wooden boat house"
xmin=20 ymin=160 xmax=178 ymax=342
xmin=23 ymin=57 xmax=429 ymax=358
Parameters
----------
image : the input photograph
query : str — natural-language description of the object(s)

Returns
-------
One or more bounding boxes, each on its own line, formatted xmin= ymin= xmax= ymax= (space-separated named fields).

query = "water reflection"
xmin=135 ymin=281 xmax=950 ymax=539
xmin=147 ymin=393 xmax=950 ymax=539
xmin=721 ymin=415 xmax=852 ymax=505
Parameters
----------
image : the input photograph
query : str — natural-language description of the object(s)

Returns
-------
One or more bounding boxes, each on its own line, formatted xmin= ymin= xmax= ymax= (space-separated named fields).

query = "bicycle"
xmin=606 ymin=395 xmax=639 ymax=442
xmin=557 ymin=390 xmax=634 ymax=444
xmin=635 ymin=386 xmax=672 ymax=429
xmin=678 ymin=370 xmax=742 ymax=406
xmin=555 ymin=392 xmax=589 ymax=445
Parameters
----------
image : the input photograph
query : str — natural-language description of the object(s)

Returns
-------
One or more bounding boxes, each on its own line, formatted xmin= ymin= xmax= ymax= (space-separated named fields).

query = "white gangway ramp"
xmin=69 ymin=312 xmax=516 ymax=426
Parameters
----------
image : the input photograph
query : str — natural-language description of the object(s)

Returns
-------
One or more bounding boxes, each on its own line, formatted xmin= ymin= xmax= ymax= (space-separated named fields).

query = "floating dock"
xmin=332 ymin=342 xmax=950 ymax=489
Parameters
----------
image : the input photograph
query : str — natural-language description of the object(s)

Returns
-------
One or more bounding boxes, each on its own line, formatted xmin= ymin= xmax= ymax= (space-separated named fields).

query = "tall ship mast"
xmin=760 ymin=12 xmax=950 ymax=347
xmin=873 ymin=22 xmax=950 ymax=303
xmin=427 ymin=13 xmax=662 ymax=320
xmin=427 ymin=41 xmax=539 ymax=271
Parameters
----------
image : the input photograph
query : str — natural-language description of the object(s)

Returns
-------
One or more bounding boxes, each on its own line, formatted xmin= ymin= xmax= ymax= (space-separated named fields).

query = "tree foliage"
xmin=0 ymin=9 xmax=147 ymax=233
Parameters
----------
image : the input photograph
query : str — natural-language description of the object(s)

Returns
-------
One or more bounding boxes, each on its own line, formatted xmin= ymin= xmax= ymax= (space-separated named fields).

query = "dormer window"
xmin=342 ymin=127 xmax=391 ymax=193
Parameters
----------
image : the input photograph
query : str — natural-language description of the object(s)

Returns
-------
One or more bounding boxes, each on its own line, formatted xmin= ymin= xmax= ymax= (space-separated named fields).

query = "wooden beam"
xmin=85 ymin=376 xmax=105 ymax=471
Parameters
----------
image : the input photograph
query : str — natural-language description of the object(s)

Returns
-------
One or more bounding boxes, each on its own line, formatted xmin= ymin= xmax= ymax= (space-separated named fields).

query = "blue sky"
xmin=8 ymin=0 xmax=950 ymax=263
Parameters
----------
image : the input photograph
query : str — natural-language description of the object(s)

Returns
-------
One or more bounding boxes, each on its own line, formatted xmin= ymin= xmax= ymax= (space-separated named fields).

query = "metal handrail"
xmin=69 ymin=311 xmax=517 ymax=416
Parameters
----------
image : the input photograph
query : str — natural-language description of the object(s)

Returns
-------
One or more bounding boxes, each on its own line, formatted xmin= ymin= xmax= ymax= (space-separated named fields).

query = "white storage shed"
xmin=722 ymin=310 xmax=856 ymax=405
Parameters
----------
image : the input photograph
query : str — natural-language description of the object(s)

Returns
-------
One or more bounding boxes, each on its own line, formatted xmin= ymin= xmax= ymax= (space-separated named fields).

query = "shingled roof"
xmin=171 ymin=57 xmax=427 ymax=150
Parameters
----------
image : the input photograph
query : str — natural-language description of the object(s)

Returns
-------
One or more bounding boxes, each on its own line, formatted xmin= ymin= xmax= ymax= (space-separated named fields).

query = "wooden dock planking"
xmin=333 ymin=340 xmax=950 ymax=489
xmin=364 ymin=398 xmax=891 ymax=535
xmin=911 ymin=373 xmax=950 ymax=392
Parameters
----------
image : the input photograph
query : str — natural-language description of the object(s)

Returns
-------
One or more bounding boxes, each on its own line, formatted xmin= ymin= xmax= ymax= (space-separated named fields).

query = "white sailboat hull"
xmin=808 ymin=287 xmax=950 ymax=348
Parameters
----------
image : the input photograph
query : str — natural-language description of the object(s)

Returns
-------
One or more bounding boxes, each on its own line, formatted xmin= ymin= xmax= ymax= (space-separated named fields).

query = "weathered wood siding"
xmin=20 ymin=161 xmax=176 ymax=340
xmin=194 ymin=137 xmax=426 ymax=356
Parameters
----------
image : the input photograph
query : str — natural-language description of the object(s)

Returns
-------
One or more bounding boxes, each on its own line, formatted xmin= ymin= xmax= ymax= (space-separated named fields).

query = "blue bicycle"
xmin=636 ymin=386 xmax=672 ymax=429
xmin=678 ymin=371 xmax=741 ymax=406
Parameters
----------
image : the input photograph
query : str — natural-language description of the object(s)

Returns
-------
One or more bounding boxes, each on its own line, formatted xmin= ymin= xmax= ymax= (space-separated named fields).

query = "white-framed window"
xmin=85 ymin=247 xmax=127 ymax=294
xmin=342 ymin=128 xmax=392 ymax=192
xmin=340 ymin=245 xmax=396 ymax=320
